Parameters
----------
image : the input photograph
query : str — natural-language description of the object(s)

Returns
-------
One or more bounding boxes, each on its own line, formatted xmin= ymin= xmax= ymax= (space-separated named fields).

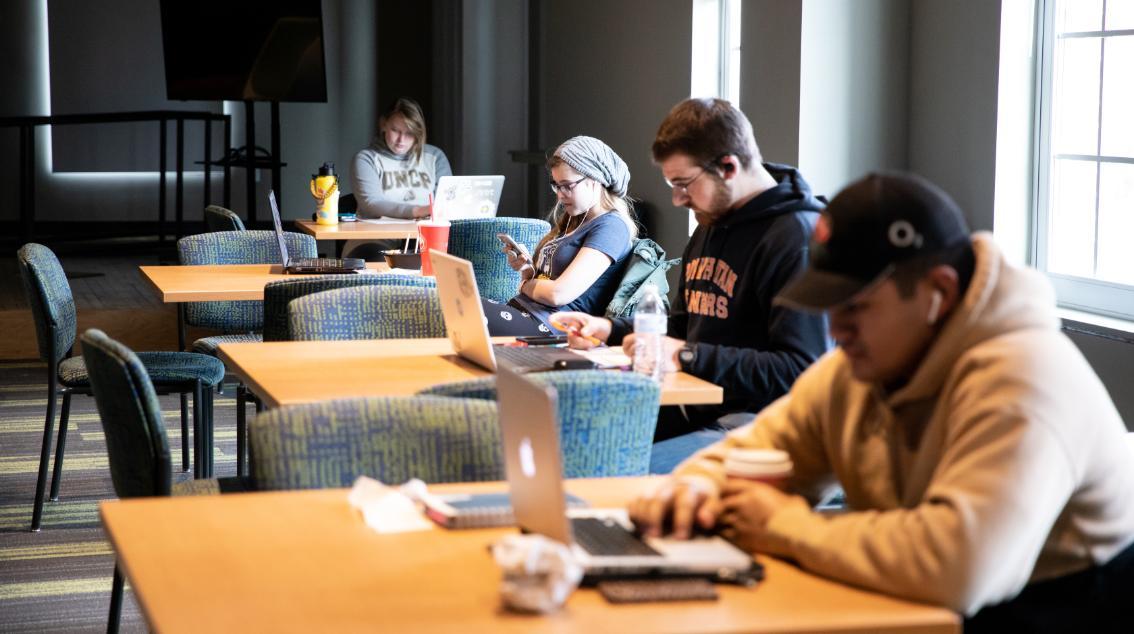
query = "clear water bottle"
xmin=633 ymin=283 xmax=667 ymax=382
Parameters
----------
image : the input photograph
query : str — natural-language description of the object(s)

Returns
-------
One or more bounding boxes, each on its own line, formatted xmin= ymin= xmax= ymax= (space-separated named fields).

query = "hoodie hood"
xmin=717 ymin=163 xmax=826 ymax=229
xmin=889 ymin=233 xmax=1060 ymax=406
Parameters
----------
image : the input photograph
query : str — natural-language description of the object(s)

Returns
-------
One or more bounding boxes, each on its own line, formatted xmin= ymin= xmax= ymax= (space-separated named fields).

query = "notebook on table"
xmin=419 ymin=491 xmax=587 ymax=529
xmin=433 ymin=175 xmax=505 ymax=220
xmin=429 ymin=250 xmax=596 ymax=373
xmin=495 ymin=365 xmax=758 ymax=583
xmin=270 ymin=190 xmax=365 ymax=274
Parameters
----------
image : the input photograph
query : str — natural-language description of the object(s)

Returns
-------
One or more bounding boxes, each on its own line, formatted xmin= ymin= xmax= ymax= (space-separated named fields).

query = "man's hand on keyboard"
xmin=628 ymin=476 xmax=722 ymax=540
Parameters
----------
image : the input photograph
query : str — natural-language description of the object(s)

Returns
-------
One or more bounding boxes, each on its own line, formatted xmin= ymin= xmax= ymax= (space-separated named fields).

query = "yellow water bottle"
xmin=310 ymin=162 xmax=340 ymax=225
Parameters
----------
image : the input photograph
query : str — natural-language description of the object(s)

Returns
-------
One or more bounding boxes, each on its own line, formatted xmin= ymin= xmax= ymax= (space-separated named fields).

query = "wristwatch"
xmin=677 ymin=344 xmax=696 ymax=370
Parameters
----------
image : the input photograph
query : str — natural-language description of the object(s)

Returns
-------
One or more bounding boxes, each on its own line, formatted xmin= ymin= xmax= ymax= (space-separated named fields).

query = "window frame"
xmin=689 ymin=0 xmax=742 ymax=236
xmin=1032 ymin=0 xmax=1134 ymax=321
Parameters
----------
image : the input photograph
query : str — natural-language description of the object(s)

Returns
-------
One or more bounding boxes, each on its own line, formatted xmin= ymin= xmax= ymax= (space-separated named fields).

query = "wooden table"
xmin=217 ymin=338 xmax=724 ymax=408
xmin=100 ymin=477 xmax=959 ymax=633
xmin=295 ymin=218 xmax=419 ymax=241
xmin=139 ymin=263 xmax=390 ymax=302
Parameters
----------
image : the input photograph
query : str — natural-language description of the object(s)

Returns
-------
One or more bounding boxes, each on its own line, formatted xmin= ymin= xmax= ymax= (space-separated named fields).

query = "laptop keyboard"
xmin=571 ymin=517 xmax=660 ymax=557
xmin=494 ymin=345 xmax=589 ymax=370
xmin=292 ymin=257 xmax=348 ymax=268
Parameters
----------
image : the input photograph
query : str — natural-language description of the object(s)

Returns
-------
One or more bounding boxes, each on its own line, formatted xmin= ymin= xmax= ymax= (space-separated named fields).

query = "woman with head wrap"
xmin=484 ymin=136 xmax=638 ymax=336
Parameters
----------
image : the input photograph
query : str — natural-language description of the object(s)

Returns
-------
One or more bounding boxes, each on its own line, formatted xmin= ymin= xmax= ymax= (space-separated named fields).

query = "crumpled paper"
xmin=346 ymin=476 xmax=434 ymax=533
xmin=492 ymin=534 xmax=583 ymax=613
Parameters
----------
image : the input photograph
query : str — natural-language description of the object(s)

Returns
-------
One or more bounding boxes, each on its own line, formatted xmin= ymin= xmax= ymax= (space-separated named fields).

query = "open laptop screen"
xmin=496 ymin=366 xmax=575 ymax=545
xmin=268 ymin=190 xmax=290 ymax=266
xmin=434 ymin=175 xmax=505 ymax=221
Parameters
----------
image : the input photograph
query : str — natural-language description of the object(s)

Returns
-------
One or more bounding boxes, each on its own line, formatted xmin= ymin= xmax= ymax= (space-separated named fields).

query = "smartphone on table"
xmin=515 ymin=334 xmax=569 ymax=346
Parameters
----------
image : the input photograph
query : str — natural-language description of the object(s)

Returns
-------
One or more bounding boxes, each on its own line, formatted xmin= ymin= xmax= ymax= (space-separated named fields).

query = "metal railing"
xmin=0 ymin=110 xmax=233 ymax=242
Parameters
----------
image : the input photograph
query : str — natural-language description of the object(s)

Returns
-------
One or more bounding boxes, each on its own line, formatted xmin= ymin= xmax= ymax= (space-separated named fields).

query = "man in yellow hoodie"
xmin=630 ymin=172 xmax=1134 ymax=631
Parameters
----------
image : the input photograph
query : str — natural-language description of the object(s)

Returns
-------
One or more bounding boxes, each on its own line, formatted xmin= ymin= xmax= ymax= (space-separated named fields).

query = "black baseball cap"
xmin=775 ymin=172 xmax=971 ymax=312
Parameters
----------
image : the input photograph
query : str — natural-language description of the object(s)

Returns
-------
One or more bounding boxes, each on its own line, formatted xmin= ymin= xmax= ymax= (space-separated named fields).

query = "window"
xmin=691 ymin=0 xmax=741 ymax=106
xmin=689 ymin=0 xmax=742 ymax=234
xmin=1034 ymin=0 xmax=1134 ymax=320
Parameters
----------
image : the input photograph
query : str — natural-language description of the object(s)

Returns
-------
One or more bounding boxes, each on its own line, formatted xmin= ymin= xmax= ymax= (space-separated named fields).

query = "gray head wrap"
xmin=552 ymin=136 xmax=631 ymax=197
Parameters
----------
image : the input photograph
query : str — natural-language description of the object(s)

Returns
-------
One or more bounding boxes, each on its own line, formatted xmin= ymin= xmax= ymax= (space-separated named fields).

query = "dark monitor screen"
xmin=160 ymin=0 xmax=327 ymax=102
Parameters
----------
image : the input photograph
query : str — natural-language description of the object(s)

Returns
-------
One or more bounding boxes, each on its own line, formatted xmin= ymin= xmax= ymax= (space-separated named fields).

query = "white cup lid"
xmin=724 ymin=448 xmax=793 ymax=479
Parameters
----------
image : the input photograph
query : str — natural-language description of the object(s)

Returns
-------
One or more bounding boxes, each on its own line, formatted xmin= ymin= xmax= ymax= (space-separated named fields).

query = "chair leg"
xmin=204 ymin=386 xmax=214 ymax=477
xmin=192 ymin=382 xmax=204 ymax=478
xmin=180 ymin=393 xmax=190 ymax=472
xmin=192 ymin=381 xmax=215 ymax=478
xmin=31 ymin=380 xmax=58 ymax=532
xmin=49 ymin=392 xmax=72 ymax=501
xmin=246 ymin=412 xmax=257 ymax=479
xmin=236 ymin=384 xmax=246 ymax=477
xmin=107 ymin=564 xmax=124 ymax=634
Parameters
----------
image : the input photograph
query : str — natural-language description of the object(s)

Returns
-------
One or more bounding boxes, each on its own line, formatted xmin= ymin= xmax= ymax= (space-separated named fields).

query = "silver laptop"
xmin=496 ymin=365 xmax=757 ymax=582
xmin=429 ymin=251 xmax=594 ymax=372
xmin=433 ymin=175 xmax=505 ymax=220
xmin=269 ymin=190 xmax=365 ymax=274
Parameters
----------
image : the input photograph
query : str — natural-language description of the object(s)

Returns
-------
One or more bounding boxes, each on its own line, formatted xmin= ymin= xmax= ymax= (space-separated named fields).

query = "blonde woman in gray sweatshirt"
xmin=347 ymin=97 xmax=452 ymax=257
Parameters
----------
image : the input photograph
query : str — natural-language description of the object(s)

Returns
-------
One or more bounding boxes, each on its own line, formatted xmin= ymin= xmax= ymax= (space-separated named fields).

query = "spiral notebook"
xmin=422 ymin=491 xmax=587 ymax=529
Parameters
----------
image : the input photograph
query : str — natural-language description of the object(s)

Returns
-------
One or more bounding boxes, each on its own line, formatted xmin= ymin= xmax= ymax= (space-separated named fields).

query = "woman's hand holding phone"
xmin=498 ymin=233 xmax=534 ymax=280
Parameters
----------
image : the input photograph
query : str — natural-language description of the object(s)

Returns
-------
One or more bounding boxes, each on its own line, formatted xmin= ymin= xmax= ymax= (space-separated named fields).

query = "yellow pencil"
xmin=550 ymin=320 xmax=603 ymax=346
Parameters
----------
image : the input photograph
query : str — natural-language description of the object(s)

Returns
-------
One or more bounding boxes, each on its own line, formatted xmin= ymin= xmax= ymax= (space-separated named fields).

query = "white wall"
xmin=738 ymin=0 xmax=909 ymax=199
xmin=739 ymin=0 xmax=802 ymax=166
xmin=279 ymin=0 xmax=378 ymax=221
xmin=1065 ymin=331 xmax=1134 ymax=429
xmin=0 ymin=0 xmax=49 ymax=222
xmin=907 ymin=0 xmax=1003 ymax=231
xmin=459 ymin=0 xmax=528 ymax=218
xmin=904 ymin=0 xmax=1133 ymax=427
xmin=0 ymin=0 xmax=370 ymax=224
xmin=798 ymin=0 xmax=909 ymax=198
xmin=540 ymin=0 xmax=693 ymax=257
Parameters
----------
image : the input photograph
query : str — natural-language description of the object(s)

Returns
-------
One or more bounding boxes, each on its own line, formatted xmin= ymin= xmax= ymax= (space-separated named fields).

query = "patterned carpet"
xmin=0 ymin=360 xmax=242 ymax=632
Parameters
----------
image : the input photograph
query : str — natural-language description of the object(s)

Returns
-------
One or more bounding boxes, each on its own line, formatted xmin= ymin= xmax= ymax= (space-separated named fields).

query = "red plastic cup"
xmin=417 ymin=220 xmax=451 ymax=276
xmin=723 ymin=449 xmax=793 ymax=489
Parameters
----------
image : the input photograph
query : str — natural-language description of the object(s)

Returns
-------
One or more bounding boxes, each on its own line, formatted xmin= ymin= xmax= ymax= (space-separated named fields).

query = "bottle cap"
xmin=318 ymin=162 xmax=336 ymax=177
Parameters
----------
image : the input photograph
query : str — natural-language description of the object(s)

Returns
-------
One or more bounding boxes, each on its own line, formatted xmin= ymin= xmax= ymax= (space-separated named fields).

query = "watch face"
xmin=679 ymin=347 xmax=694 ymax=365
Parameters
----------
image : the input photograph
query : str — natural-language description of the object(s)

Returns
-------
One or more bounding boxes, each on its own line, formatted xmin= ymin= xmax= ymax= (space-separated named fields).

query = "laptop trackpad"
xmin=647 ymin=535 xmax=751 ymax=564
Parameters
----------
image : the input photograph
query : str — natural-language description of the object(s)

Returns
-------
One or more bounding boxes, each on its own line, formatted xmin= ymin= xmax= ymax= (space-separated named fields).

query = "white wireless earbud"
xmin=927 ymin=290 xmax=943 ymax=326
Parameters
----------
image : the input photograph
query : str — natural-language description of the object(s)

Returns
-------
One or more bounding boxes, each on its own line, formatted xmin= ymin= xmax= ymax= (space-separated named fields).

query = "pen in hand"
xmin=550 ymin=320 xmax=604 ymax=346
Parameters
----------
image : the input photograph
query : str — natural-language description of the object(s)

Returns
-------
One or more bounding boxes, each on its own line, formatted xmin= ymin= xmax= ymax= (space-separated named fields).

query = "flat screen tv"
xmin=160 ymin=0 xmax=327 ymax=102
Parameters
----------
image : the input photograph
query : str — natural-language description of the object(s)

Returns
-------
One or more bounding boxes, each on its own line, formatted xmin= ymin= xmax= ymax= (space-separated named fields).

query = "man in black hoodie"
xmin=552 ymin=98 xmax=831 ymax=472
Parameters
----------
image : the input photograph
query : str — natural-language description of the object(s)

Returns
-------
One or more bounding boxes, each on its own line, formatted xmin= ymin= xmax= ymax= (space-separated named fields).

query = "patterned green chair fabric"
xmin=16 ymin=243 xmax=225 ymax=531
xmin=79 ymin=328 xmax=240 ymax=632
xmin=80 ymin=329 xmax=176 ymax=499
xmin=250 ymin=396 xmax=503 ymax=489
xmin=16 ymin=243 xmax=77 ymax=364
xmin=212 ymin=273 xmax=443 ymax=479
xmin=263 ymin=274 xmax=437 ymax=341
xmin=287 ymin=285 xmax=446 ymax=341
xmin=447 ymin=217 xmax=550 ymax=303
xmin=191 ymin=333 xmax=264 ymax=355
xmin=418 ymin=370 xmax=661 ymax=477
xmin=56 ymin=352 xmax=224 ymax=387
xmin=176 ymin=230 xmax=316 ymax=333
xmin=204 ymin=205 xmax=246 ymax=232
